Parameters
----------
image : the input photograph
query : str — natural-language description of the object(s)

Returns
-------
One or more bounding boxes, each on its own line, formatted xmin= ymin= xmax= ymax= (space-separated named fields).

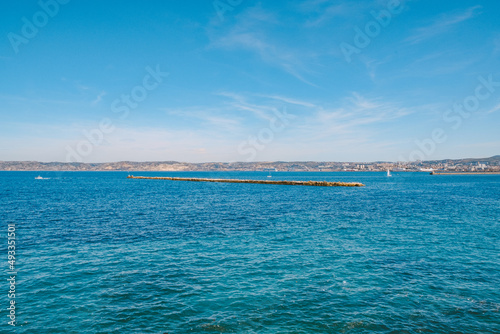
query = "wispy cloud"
xmin=297 ymin=0 xmax=411 ymax=27
xmin=91 ymin=91 xmax=107 ymax=106
xmin=163 ymin=91 xmax=307 ymax=132
xmin=208 ymin=6 xmax=318 ymax=87
xmin=212 ymin=91 xmax=414 ymax=161
xmin=398 ymin=48 xmax=481 ymax=78
xmin=258 ymin=94 xmax=317 ymax=108
xmin=215 ymin=92 xmax=412 ymax=142
xmin=303 ymin=3 xmax=351 ymax=27
xmin=487 ymin=103 xmax=500 ymax=114
xmin=164 ymin=106 xmax=243 ymax=133
xmin=406 ymin=6 xmax=482 ymax=44
xmin=61 ymin=78 xmax=92 ymax=92
xmin=288 ymin=93 xmax=414 ymax=147
xmin=215 ymin=92 xmax=285 ymax=122
xmin=411 ymin=51 xmax=448 ymax=65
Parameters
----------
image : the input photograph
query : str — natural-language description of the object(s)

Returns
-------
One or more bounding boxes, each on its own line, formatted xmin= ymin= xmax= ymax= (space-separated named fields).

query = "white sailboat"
xmin=386 ymin=170 xmax=392 ymax=177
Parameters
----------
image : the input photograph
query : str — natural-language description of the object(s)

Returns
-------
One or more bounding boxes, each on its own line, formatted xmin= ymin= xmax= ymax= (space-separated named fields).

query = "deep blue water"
xmin=1 ymin=171 xmax=499 ymax=333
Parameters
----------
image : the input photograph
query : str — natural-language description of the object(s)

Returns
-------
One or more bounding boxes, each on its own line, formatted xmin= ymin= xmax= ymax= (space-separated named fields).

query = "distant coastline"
xmin=0 ymin=155 xmax=499 ymax=172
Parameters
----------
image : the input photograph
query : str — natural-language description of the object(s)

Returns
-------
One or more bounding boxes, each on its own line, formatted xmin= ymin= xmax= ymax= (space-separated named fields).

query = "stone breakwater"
xmin=127 ymin=176 xmax=365 ymax=187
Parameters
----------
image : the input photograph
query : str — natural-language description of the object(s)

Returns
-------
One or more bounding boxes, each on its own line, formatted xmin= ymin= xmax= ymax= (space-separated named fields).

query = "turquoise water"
xmin=1 ymin=171 xmax=499 ymax=333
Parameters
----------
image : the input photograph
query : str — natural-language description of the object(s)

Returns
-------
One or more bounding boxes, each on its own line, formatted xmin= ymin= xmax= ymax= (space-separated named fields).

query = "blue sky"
xmin=1 ymin=0 xmax=499 ymax=162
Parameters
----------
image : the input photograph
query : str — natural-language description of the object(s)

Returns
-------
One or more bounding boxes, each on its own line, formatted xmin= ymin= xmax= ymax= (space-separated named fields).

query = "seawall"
xmin=127 ymin=176 xmax=365 ymax=187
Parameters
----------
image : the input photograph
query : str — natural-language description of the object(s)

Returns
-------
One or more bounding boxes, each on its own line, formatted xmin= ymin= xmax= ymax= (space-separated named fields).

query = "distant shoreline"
xmin=1 ymin=156 xmax=499 ymax=173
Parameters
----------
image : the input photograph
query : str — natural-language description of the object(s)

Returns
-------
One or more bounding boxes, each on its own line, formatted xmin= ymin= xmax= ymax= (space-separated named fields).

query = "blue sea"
xmin=1 ymin=171 xmax=499 ymax=333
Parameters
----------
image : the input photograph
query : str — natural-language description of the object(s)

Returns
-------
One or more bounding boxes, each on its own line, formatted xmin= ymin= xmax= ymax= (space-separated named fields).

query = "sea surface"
xmin=1 ymin=171 xmax=499 ymax=333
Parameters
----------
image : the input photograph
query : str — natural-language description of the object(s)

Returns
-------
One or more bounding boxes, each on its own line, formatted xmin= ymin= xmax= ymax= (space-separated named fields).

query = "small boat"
xmin=263 ymin=168 xmax=274 ymax=177
xmin=386 ymin=170 xmax=392 ymax=177
xmin=35 ymin=176 xmax=49 ymax=180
